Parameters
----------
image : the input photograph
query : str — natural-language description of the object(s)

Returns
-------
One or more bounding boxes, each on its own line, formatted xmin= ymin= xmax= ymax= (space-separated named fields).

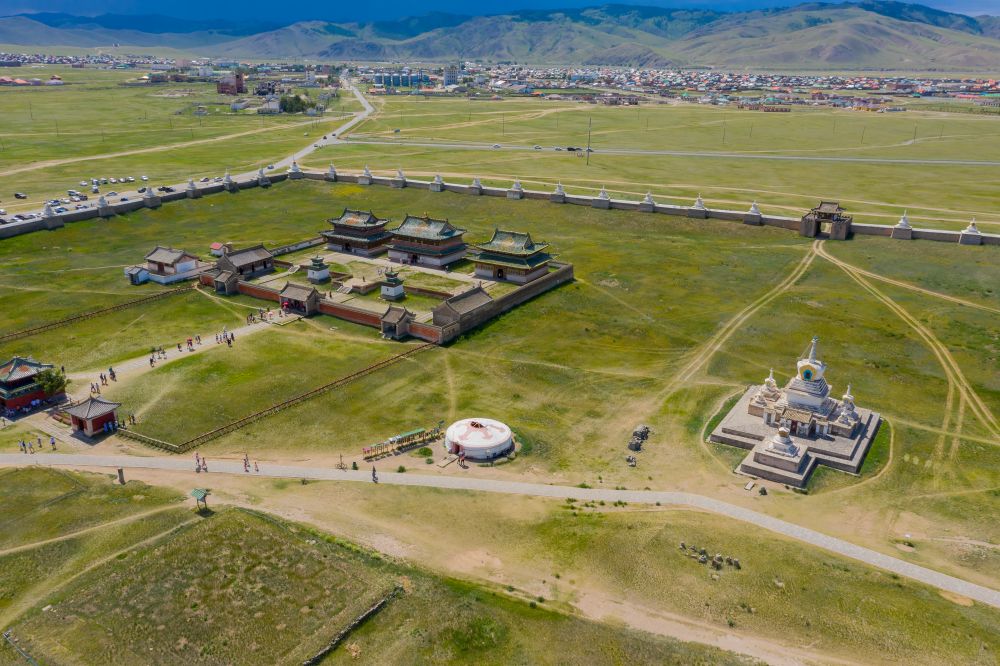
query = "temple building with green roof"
xmin=387 ymin=214 xmax=467 ymax=268
xmin=472 ymin=229 xmax=552 ymax=284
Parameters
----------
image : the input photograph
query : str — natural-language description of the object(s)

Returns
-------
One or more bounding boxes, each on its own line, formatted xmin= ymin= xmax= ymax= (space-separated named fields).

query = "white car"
xmin=141 ymin=175 xmax=149 ymax=181
xmin=0 ymin=209 xmax=6 ymax=215
xmin=79 ymin=180 xmax=88 ymax=186
xmin=109 ymin=178 xmax=117 ymax=184
xmin=533 ymin=145 xmax=542 ymax=150
xmin=126 ymin=176 xmax=135 ymax=183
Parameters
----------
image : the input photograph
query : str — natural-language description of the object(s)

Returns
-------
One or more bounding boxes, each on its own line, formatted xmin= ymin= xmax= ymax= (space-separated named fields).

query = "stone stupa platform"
xmin=711 ymin=387 xmax=881 ymax=487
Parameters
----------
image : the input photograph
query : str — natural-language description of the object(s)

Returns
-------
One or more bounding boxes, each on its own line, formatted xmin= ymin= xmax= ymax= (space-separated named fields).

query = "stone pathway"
xmin=2 ymin=452 xmax=999 ymax=610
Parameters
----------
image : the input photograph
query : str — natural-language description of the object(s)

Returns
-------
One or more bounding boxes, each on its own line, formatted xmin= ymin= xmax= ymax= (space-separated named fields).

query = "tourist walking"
xmin=372 ymin=466 xmax=378 ymax=483
xmin=50 ymin=435 xmax=56 ymax=451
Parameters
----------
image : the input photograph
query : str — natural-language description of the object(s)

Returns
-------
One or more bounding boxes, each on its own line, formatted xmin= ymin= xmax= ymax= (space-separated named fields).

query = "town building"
xmin=387 ymin=214 xmax=467 ymax=267
xmin=0 ymin=356 xmax=58 ymax=410
xmin=212 ymin=245 xmax=274 ymax=294
xmin=709 ymin=337 xmax=881 ymax=488
xmin=64 ymin=397 xmax=121 ymax=437
xmin=380 ymin=306 xmax=414 ymax=339
xmin=443 ymin=64 xmax=460 ymax=87
xmin=472 ymin=229 xmax=551 ymax=283
xmin=217 ymin=72 xmax=246 ymax=95
xmin=125 ymin=246 xmax=208 ymax=285
xmin=279 ymin=282 xmax=320 ymax=315
xmin=320 ymin=208 xmax=392 ymax=257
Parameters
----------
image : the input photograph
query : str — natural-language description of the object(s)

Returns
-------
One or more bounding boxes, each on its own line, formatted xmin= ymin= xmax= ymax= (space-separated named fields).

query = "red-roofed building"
xmin=0 ymin=356 xmax=59 ymax=410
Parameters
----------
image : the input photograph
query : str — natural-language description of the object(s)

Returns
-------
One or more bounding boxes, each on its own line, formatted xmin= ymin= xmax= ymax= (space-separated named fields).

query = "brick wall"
xmin=317 ymin=299 xmax=382 ymax=326
xmin=236 ymin=282 xmax=280 ymax=301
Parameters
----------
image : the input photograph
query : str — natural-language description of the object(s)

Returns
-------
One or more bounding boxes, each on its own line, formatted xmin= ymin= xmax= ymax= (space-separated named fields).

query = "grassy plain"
xmin=0 ymin=66 xmax=352 ymax=211
xmin=297 ymin=94 xmax=1000 ymax=231
xmin=1 ymin=172 xmax=998 ymax=657
xmin=0 ymin=469 xmax=751 ymax=666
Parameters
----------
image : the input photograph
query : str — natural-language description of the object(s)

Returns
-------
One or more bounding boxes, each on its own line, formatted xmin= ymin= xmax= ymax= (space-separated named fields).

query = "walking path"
xmin=3 ymin=452 xmax=999 ymax=610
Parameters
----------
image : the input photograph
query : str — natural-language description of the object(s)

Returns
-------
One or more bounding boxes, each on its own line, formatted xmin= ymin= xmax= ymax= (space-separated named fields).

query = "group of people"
xmin=89 ymin=366 xmax=117 ymax=395
xmin=242 ymin=453 xmax=259 ymax=473
xmin=16 ymin=435 xmax=56 ymax=453
xmin=215 ymin=329 xmax=237 ymax=347
xmin=193 ymin=451 xmax=260 ymax=473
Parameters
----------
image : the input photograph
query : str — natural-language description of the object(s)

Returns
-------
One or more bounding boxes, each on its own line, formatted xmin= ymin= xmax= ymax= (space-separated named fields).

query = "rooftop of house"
xmin=474 ymin=228 xmax=549 ymax=256
xmin=145 ymin=246 xmax=197 ymax=265
xmin=280 ymin=282 xmax=319 ymax=301
xmin=329 ymin=208 xmax=388 ymax=228
xmin=0 ymin=356 xmax=53 ymax=384
xmin=221 ymin=244 xmax=273 ymax=267
xmin=393 ymin=214 xmax=466 ymax=241
xmin=434 ymin=286 xmax=493 ymax=317
xmin=64 ymin=396 xmax=120 ymax=420
xmin=381 ymin=305 xmax=414 ymax=325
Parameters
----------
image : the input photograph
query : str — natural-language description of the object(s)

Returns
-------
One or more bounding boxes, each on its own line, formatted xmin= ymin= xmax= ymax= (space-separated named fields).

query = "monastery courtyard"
xmin=1 ymin=177 xmax=998 ymax=641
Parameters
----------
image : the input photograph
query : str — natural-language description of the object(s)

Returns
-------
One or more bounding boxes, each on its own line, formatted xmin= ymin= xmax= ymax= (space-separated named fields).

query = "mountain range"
xmin=3 ymin=2 xmax=1000 ymax=70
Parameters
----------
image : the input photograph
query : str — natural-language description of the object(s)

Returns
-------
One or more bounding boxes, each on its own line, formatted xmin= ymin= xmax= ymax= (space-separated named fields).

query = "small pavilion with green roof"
xmin=472 ymin=229 xmax=552 ymax=284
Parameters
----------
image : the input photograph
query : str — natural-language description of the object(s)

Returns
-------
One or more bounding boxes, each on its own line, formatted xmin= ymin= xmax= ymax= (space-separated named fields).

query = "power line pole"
xmin=586 ymin=116 xmax=592 ymax=166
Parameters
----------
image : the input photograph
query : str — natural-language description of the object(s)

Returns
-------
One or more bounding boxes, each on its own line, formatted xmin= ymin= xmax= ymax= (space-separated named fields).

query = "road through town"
xmin=3 ymin=452 xmax=999 ymax=611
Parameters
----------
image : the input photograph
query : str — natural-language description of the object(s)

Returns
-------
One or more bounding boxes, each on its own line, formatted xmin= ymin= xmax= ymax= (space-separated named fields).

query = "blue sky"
xmin=3 ymin=0 xmax=997 ymax=22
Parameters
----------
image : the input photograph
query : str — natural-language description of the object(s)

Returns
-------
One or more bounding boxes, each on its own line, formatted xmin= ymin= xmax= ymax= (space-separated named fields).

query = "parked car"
xmin=267 ymin=164 xmax=275 ymax=169
xmin=107 ymin=191 xmax=118 ymax=196
xmin=79 ymin=181 xmax=89 ymax=187
xmin=54 ymin=206 xmax=68 ymax=213
xmin=14 ymin=192 xmax=28 ymax=199
xmin=137 ymin=187 xmax=147 ymax=193
xmin=109 ymin=178 xmax=117 ymax=184
xmin=101 ymin=178 xmax=109 ymax=184
xmin=200 ymin=177 xmax=210 ymax=182
xmin=492 ymin=144 xmax=501 ymax=148
xmin=126 ymin=176 xmax=135 ymax=182
xmin=140 ymin=175 xmax=148 ymax=181
xmin=74 ymin=204 xmax=87 ymax=210
xmin=213 ymin=176 xmax=223 ymax=182
xmin=92 ymin=186 xmax=100 ymax=194
xmin=120 ymin=196 xmax=129 ymax=202
xmin=13 ymin=214 xmax=27 ymax=220
xmin=0 ymin=218 xmax=7 ymax=225
xmin=0 ymin=209 xmax=5 ymax=215
xmin=78 ymin=194 xmax=88 ymax=201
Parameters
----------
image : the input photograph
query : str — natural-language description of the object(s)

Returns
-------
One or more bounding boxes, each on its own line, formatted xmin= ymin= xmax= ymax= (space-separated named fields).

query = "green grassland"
xmin=0 ymin=469 xmax=752 ymax=666
xmin=296 ymin=94 xmax=1000 ymax=232
xmin=1 ymin=178 xmax=998 ymax=591
xmin=0 ymin=65 xmax=351 ymax=212
xmin=111 ymin=322 xmax=407 ymax=443
xmin=354 ymin=95 xmax=1000 ymax=160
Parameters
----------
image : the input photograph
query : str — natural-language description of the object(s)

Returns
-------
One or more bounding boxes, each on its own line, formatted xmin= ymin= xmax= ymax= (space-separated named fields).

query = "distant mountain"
xmin=3 ymin=2 xmax=1000 ymax=70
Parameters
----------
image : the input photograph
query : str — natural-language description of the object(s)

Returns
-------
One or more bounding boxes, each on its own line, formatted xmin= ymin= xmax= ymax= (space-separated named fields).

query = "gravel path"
xmin=3 ymin=452 xmax=998 ymax=610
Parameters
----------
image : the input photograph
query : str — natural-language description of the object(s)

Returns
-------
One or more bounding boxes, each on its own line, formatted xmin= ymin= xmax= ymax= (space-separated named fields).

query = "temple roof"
xmin=381 ymin=305 xmax=413 ymax=324
xmin=220 ymin=244 xmax=273 ymax=268
xmin=328 ymin=208 xmax=387 ymax=228
xmin=145 ymin=246 xmax=197 ymax=265
xmin=474 ymin=229 xmax=549 ymax=256
xmin=392 ymin=215 xmax=466 ymax=241
xmin=434 ymin=286 xmax=493 ymax=317
xmin=815 ymin=201 xmax=844 ymax=214
xmin=65 ymin=396 xmax=120 ymax=420
xmin=0 ymin=356 xmax=52 ymax=383
xmin=280 ymin=282 xmax=319 ymax=301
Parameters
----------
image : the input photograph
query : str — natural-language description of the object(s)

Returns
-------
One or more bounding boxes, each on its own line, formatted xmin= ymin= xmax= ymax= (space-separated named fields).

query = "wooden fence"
xmin=0 ymin=285 xmax=195 ymax=343
xmin=122 ymin=343 xmax=435 ymax=453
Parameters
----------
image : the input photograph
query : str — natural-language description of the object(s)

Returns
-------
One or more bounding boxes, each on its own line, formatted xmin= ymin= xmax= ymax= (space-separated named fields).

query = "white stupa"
xmin=511 ymin=178 xmax=523 ymax=191
xmin=433 ymin=174 xmax=444 ymax=185
xmin=749 ymin=200 xmax=761 ymax=216
xmin=288 ymin=161 xmax=301 ymax=174
xmin=766 ymin=427 xmax=800 ymax=458
xmin=187 ymin=178 xmax=196 ymax=191
xmin=554 ymin=182 xmax=565 ymax=196
xmin=472 ymin=176 xmax=482 ymax=188
xmin=327 ymin=163 xmax=337 ymax=178
xmin=362 ymin=165 xmax=372 ymax=178
xmin=223 ymin=170 xmax=233 ymax=185
xmin=895 ymin=211 xmax=911 ymax=229
xmin=142 ymin=184 xmax=156 ymax=199
xmin=41 ymin=203 xmax=54 ymax=218
xmin=963 ymin=218 xmax=981 ymax=234
xmin=643 ymin=191 xmax=655 ymax=205
xmin=97 ymin=195 xmax=109 ymax=208
xmin=693 ymin=194 xmax=707 ymax=210
xmin=396 ymin=167 xmax=405 ymax=179
xmin=597 ymin=185 xmax=610 ymax=200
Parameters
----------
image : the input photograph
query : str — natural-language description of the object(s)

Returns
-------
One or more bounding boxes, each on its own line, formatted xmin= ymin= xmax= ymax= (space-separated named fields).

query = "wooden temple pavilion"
xmin=0 ymin=356 xmax=57 ymax=410
xmin=472 ymin=229 xmax=551 ymax=284
xmin=387 ymin=214 xmax=467 ymax=268
xmin=64 ymin=397 xmax=121 ymax=437
xmin=213 ymin=244 xmax=275 ymax=294
xmin=321 ymin=208 xmax=392 ymax=257
xmin=279 ymin=282 xmax=320 ymax=315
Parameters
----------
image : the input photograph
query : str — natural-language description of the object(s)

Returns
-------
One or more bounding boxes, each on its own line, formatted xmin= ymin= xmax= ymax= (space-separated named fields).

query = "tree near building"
xmin=36 ymin=368 xmax=67 ymax=396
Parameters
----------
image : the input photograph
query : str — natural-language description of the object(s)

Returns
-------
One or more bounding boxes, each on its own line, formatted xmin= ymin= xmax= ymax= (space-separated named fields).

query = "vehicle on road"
xmin=120 ymin=196 xmax=129 ymax=202
xmin=137 ymin=187 xmax=147 ymax=193
xmin=213 ymin=176 xmax=223 ymax=182
xmin=200 ymin=177 xmax=210 ymax=182
xmin=107 ymin=191 xmax=118 ymax=196
xmin=533 ymin=145 xmax=542 ymax=150
xmin=74 ymin=204 xmax=87 ymax=210
xmin=109 ymin=178 xmax=117 ymax=184
xmin=126 ymin=176 xmax=135 ymax=182
xmin=54 ymin=206 xmax=68 ymax=213
xmin=0 ymin=209 xmax=6 ymax=215
xmin=267 ymin=164 xmax=274 ymax=169
xmin=92 ymin=186 xmax=100 ymax=194
xmin=79 ymin=181 xmax=88 ymax=187
xmin=492 ymin=144 xmax=501 ymax=148
xmin=313 ymin=143 xmax=319 ymax=148
xmin=141 ymin=175 xmax=148 ymax=181
xmin=14 ymin=192 xmax=27 ymax=199
xmin=101 ymin=178 xmax=109 ymax=184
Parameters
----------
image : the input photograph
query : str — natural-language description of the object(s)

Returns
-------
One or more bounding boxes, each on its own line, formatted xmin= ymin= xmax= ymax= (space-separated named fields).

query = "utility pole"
xmin=586 ymin=116 xmax=592 ymax=166
xmin=860 ymin=125 xmax=866 ymax=145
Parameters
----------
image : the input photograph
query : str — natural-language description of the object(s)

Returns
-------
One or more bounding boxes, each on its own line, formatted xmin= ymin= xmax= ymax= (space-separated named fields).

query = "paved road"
xmin=339 ymin=137 xmax=1000 ymax=167
xmin=4 ymin=452 xmax=999 ymax=610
